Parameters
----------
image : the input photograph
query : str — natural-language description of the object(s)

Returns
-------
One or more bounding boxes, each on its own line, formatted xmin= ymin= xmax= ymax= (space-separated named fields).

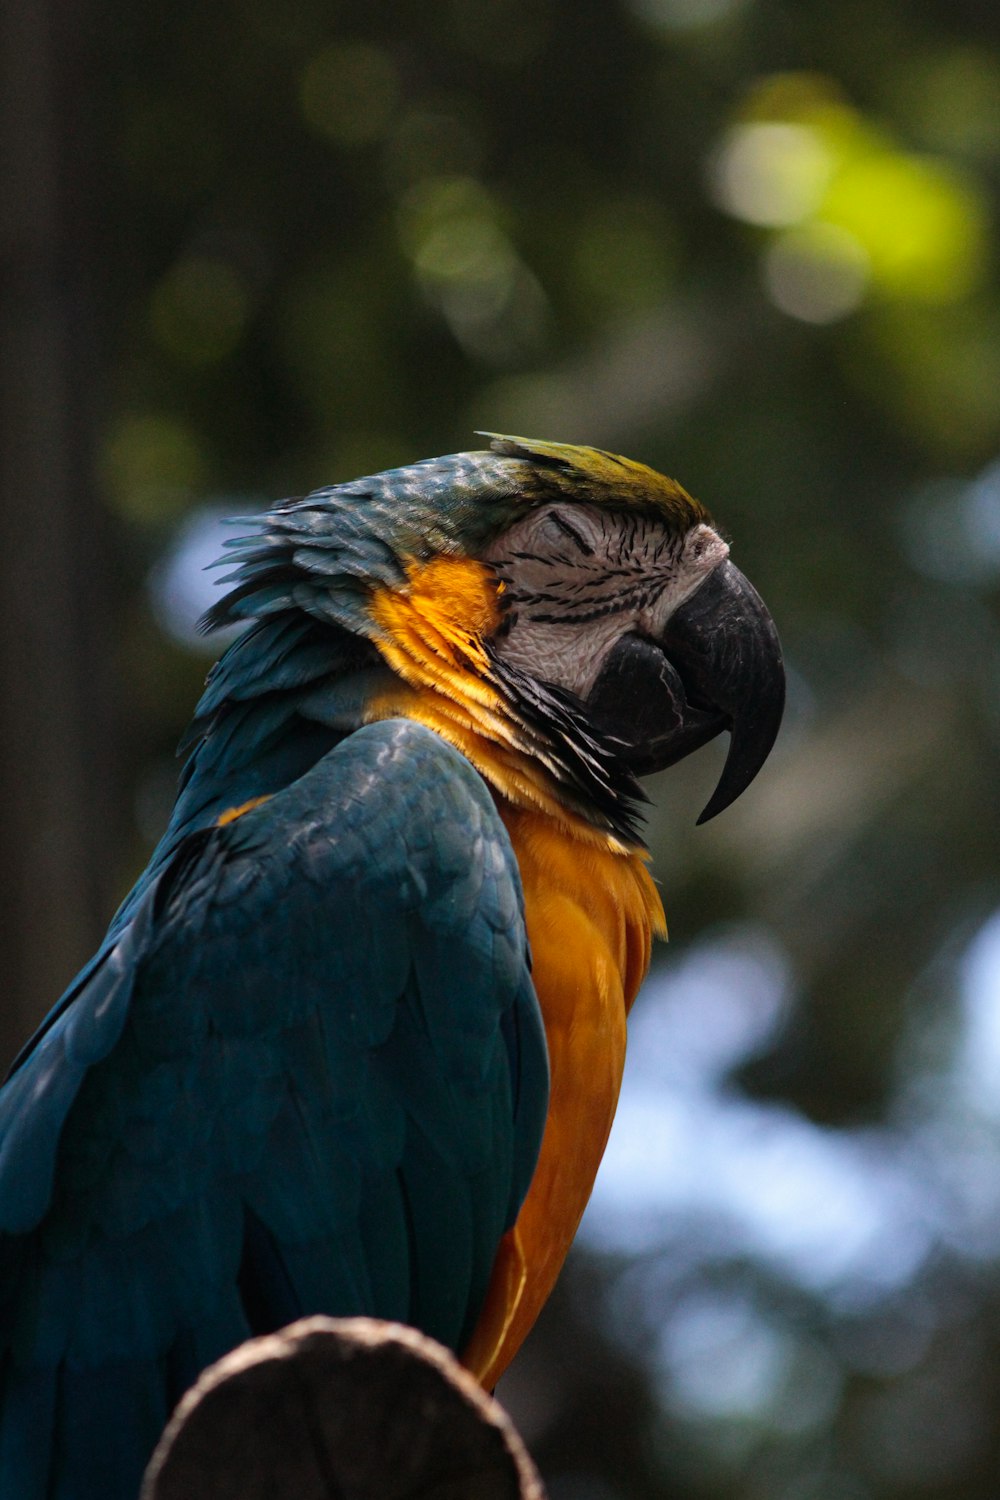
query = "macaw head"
xmin=202 ymin=435 xmax=784 ymax=846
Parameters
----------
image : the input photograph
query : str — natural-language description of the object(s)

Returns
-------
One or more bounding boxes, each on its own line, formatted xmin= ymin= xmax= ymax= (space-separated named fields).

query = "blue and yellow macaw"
xmin=0 ymin=435 xmax=783 ymax=1497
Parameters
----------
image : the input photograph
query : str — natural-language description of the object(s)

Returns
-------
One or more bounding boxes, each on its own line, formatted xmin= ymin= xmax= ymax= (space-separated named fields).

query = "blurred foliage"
xmin=41 ymin=0 xmax=1000 ymax=1492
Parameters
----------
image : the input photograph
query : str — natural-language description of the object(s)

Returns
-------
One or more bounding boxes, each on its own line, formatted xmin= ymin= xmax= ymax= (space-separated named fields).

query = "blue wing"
xmin=0 ymin=720 xmax=548 ymax=1500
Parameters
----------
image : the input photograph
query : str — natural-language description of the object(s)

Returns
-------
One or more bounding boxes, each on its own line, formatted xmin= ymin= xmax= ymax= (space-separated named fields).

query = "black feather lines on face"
xmin=485 ymin=645 xmax=649 ymax=846
xmin=489 ymin=507 xmax=682 ymax=629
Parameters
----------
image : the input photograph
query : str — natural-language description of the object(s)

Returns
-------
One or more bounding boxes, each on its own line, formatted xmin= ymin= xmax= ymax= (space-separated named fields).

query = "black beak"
xmin=585 ymin=560 xmax=785 ymax=823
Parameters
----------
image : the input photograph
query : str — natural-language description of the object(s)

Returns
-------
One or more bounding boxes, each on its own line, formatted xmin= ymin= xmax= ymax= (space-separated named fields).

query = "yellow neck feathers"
xmin=367 ymin=555 xmax=633 ymax=850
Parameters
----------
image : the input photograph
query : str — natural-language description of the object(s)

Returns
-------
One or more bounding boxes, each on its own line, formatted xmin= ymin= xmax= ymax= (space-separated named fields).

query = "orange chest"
xmin=501 ymin=806 xmax=665 ymax=1222
xmin=463 ymin=805 xmax=665 ymax=1388
xmin=503 ymin=805 xmax=664 ymax=1024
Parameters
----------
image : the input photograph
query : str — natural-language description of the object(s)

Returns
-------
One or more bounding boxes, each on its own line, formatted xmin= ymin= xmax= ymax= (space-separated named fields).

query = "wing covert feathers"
xmin=0 ymin=721 xmax=547 ymax=1500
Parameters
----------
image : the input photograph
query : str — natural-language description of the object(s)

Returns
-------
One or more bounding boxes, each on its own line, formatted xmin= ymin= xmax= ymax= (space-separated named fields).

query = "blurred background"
xmin=2 ymin=0 xmax=1000 ymax=1493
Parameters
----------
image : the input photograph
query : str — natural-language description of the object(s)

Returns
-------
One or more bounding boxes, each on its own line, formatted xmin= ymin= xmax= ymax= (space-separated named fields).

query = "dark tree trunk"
xmin=0 ymin=0 xmax=122 ymax=1070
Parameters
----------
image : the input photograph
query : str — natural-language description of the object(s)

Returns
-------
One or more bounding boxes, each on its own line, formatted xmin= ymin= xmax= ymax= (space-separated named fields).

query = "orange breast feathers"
xmin=461 ymin=807 xmax=666 ymax=1389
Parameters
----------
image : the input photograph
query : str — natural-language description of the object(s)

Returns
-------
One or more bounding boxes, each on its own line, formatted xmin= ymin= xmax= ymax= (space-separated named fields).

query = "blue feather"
xmin=0 ymin=720 xmax=548 ymax=1499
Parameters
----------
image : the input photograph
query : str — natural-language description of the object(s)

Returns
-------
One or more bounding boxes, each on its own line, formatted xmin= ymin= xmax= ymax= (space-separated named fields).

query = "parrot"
xmin=0 ymin=434 xmax=784 ymax=1498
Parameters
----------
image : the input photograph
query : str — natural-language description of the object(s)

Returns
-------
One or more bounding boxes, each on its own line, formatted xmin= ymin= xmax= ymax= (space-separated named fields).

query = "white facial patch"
xmin=484 ymin=506 xmax=729 ymax=698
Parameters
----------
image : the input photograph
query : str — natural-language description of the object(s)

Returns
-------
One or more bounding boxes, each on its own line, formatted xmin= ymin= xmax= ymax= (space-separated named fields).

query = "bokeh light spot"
xmin=149 ymin=257 xmax=250 ymax=365
xmin=821 ymin=154 xmax=987 ymax=303
xmin=659 ymin=1290 xmax=790 ymax=1420
xmin=900 ymin=461 xmax=1000 ymax=586
xmin=889 ymin=46 xmax=1000 ymax=160
xmin=102 ymin=414 xmax=207 ymax=523
xmin=710 ymin=122 xmax=834 ymax=227
xmin=710 ymin=73 xmax=991 ymax=325
xmin=148 ymin=503 xmax=257 ymax=651
xmin=764 ymin=222 xmax=869 ymax=323
xmin=397 ymin=175 xmax=500 ymax=260
xmin=397 ymin=176 xmax=548 ymax=362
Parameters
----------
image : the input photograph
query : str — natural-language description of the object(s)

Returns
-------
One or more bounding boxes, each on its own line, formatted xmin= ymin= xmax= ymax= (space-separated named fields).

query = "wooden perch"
xmin=140 ymin=1316 xmax=547 ymax=1500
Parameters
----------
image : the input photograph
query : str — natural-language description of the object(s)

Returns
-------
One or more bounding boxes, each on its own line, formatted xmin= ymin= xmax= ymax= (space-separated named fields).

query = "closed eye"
xmin=539 ymin=511 xmax=594 ymax=556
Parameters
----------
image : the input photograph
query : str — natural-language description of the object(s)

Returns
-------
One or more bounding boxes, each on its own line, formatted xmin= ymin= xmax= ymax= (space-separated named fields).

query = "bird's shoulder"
xmin=0 ymin=720 xmax=539 ymax=1239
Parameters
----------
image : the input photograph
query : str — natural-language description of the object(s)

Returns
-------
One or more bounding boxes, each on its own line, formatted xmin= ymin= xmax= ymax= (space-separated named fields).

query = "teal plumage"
xmin=0 ymin=718 xmax=547 ymax=1499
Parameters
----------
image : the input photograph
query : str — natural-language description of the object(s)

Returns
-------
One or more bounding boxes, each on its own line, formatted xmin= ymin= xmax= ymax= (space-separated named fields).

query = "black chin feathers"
xmin=487 ymin=651 xmax=649 ymax=846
